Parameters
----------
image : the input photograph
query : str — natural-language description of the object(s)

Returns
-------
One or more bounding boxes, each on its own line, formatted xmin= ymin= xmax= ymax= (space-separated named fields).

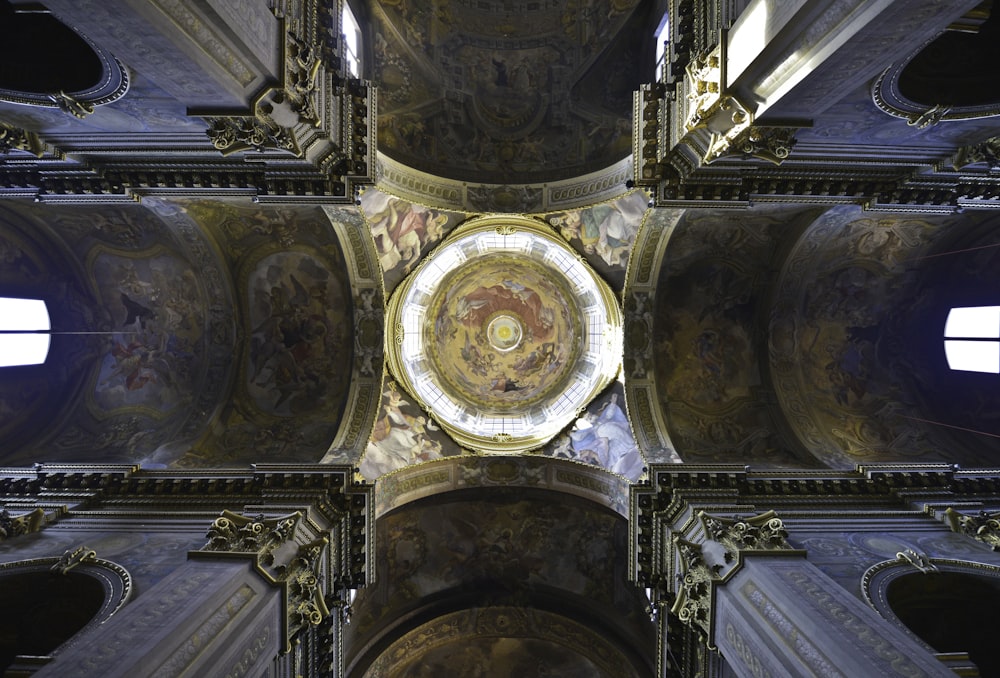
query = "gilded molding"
xmin=949 ymin=136 xmax=1000 ymax=171
xmin=670 ymin=536 xmax=718 ymax=640
xmin=0 ymin=507 xmax=45 ymax=541
xmin=945 ymin=507 xmax=1000 ymax=551
xmin=698 ymin=510 xmax=795 ymax=557
xmin=51 ymin=545 xmax=98 ymax=575
xmin=197 ymin=510 xmax=332 ymax=649
xmin=375 ymin=152 xmax=634 ymax=212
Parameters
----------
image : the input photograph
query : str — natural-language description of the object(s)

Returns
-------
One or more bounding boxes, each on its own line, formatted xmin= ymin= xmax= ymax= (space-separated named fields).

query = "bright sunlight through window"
xmin=0 ymin=297 xmax=50 ymax=367
xmin=944 ymin=306 xmax=1000 ymax=373
xmin=342 ymin=3 xmax=360 ymax=78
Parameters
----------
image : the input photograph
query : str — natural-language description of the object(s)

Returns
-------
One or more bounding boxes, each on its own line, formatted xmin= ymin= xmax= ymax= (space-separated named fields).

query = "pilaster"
xmin=632 ymin=465 xmax=983 ymax=677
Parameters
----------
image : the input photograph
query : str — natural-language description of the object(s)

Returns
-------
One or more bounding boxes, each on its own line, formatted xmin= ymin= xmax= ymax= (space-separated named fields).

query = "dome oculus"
xmin=386 ymin=216 xmax=622 ymax=453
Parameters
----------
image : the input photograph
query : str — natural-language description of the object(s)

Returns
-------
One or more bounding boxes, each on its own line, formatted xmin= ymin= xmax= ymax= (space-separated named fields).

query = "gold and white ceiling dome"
xmin=386 ymin=215 xmax=622 ymax=453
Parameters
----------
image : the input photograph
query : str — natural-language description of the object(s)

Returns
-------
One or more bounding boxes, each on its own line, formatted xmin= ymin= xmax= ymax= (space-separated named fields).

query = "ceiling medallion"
xmin=386 ymin=215 xmax=623 ymax=454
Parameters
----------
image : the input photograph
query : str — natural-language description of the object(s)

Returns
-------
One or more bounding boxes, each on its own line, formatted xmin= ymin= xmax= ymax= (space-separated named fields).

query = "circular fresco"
xmin=386 ymin=216 xmax=622 ymax=453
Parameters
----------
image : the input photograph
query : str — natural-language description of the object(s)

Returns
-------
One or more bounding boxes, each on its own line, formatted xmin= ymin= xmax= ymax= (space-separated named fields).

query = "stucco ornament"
xmin=386 ymin=215 xmax=622 ymax=453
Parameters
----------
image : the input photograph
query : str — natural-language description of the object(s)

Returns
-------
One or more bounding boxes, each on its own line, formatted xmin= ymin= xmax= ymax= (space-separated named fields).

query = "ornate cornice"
xmin=0 ymin=5 xmax=374 ymax=204
xmin=374 ymin=152 xmax=634 ymax=213
xmin=630 ymin=464 xmax=1000 ymax=586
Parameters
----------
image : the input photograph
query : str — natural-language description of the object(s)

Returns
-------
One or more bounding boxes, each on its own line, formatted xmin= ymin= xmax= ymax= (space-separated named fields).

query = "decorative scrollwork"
xmin=203 ymin=510 xmax=301 ymax=567
xmin=895 ymin=548 xmax=938 ymax=574
xmin=206 ymin=115 xmax=300 ymax=156
xmin=0 ymin=124 xmax=45 ymax=157
xmin=51 ymin=546 xmax=98 ymax=575
xmin=699 ymin=510 xmax=794 ymax=560
xmin=945 ymin=507 xmax=1000 ymax=551
xmin=0 ymin=507 xmax=45 ymax=541
xmin=495 ymin=224 xmax=517 ymax=236
xmin=670 ymin=537 xmax=718 ymax=639
xmin=198 ymin=511 xmax=335 ymax=649
xmin=950 ymin=135 xmax=1000 ymax=170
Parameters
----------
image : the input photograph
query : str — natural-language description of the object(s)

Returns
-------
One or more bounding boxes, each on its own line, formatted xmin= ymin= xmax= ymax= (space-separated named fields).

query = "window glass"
xmin=0 ymin=297 xmax=50 ymax=367
xmin=944 ymin=306 xmax=1000 ymax=373
xmin=342 ymin=4 xmax=360 ymax=78
xmin=945 ymin=306 xmax=1000 ymax=339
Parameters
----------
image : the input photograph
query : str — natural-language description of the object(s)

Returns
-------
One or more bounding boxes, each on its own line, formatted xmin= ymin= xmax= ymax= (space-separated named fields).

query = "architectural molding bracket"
xmin=670 ymin=536 xmax=719 ymax=643
xmin=51 ymin=545 xmax=98 ymax=575
xmin=0 ymin=506 xmax=46 ymax=541
xmin=894 ymin=548 xmax=938 ymax=574
xmin=949 ymin=136 xmax=1000 ymax=171
xmin=709 ymin=126 xmax=799 ymax=166
xmin=0 ymin=124 xmax=58 ymax=158
xmin=945 ymin=507 xmax=1000 ymax=551
xmin=194 ymin=509 xmax=333 ymax=651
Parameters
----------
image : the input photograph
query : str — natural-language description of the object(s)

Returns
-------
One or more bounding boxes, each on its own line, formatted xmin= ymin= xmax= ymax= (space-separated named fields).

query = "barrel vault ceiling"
xmin=1 ymin=0 xmax=1000 ymax=673
xmin=0 ymin=0 xmax=998 ymax=482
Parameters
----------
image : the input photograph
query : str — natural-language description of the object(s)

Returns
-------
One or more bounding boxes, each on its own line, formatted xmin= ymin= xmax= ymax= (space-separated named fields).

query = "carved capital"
xmin=198 ymin=510 xmax=335 ymax=649
xmin=0 ymin=507 xmax=45 ymax=540
xmin=670 ymin=537 xmax=719 ymax=639
xmin=713 ymin=126 xmax=798 ymax=165
xmin=950 ymin=136 xmax=1000 ymax=170
xmin=202 ymin=509 xmax=301 ymax=565
xmin=699 ymin=510 xmax=795 ymax=558
xmin=0 ymin=125 xmax=46 ymax=158
xmin=946 ymin=507 xmax=1000 ymax=551
xmin=206 ymin=115 xmax=301 ymax=157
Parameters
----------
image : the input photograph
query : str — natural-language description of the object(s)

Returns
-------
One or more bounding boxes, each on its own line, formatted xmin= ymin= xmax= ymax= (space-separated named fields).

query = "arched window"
xmin=944 ymin=306 xmax=1000 ymax=373
xmin=342 ymin=3 xmax=361 ymax=78
xmin=0 ymin=297 xmax=50 ymax=367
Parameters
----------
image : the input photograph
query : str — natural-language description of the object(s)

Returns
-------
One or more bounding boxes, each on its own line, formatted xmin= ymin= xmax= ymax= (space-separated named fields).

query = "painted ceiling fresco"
xmin=350 ymin=190 xmax=644 ymax=481
xmin=370 ymin=0 xmax=656 ymax=184
xmin=345 ymin=491 xmax=654 ymax=676
xmin=5 ymin=193 xmax=998 ymax=477
xmin=153 ymin=200 xmax=356 ymax=467
xmin=652 ymin=206 xmax=824 ymax=467
xmin=770 ymin=206 xmax=1000 ymax=468
xmin=358 ymin=188 xmax=468 ymax=294
xmin=367 ymin=608 xmax=639 ymax=677
xmin=0 ymin=199 xmax=357 ymax=468
xmin=0 ymin=201 xmax=233 ymax=466
xmin=544 ymin=189 xmax=648 ymax=292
